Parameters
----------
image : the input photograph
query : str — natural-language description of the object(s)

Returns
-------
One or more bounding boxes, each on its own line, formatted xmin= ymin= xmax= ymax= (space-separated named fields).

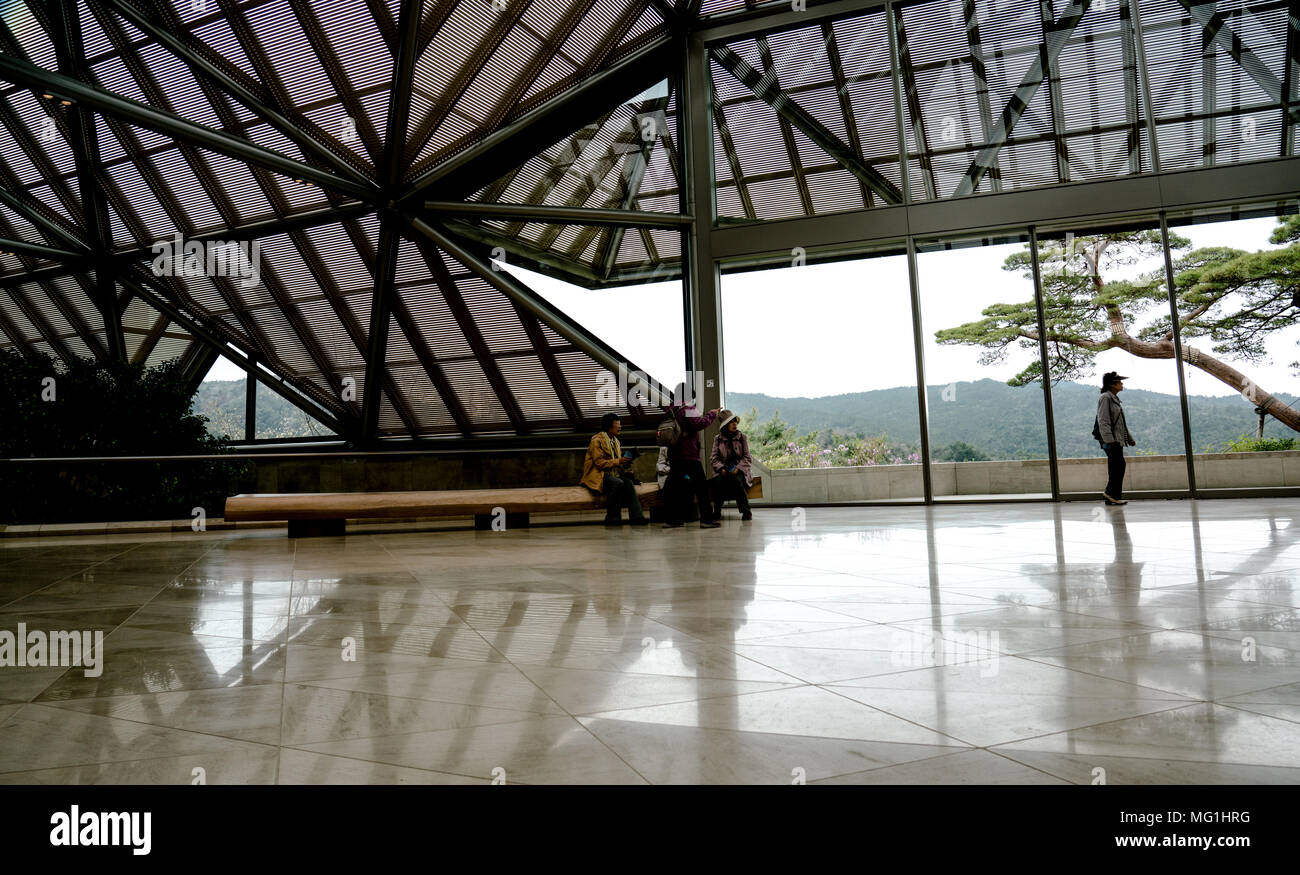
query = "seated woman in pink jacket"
xmin=709 ymin=410 xmax=753 ymax=521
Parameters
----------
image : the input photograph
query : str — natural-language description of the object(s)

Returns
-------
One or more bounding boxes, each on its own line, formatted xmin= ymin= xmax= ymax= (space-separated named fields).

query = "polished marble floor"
xmin=2 ymin=498 xmax=1300 ymax=784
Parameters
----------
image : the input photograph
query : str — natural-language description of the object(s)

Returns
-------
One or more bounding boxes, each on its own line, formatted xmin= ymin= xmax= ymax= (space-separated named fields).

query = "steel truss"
xmin=0 ymin=0 xmax=1294 ymax=463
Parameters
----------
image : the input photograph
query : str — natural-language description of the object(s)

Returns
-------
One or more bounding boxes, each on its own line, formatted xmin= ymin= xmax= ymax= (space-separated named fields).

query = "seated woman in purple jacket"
xmin=708 ymin=410 xmax=753 ymax=521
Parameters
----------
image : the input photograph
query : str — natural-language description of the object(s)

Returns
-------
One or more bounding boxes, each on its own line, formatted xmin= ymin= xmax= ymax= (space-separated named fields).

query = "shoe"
xmin=604 ymin=520 xmax=623 ymax=527
xmin=1103 ymin=493 xmax=1128 ymax=506
xmin=741 ymin=512 xmax=752 ymax=521
xmin=629 ymin=518 xmax=649 ymax=526
xmin=700 ymin=521 xmax=721 ymax=529
xmin=662 ymin=522 xmax=683 ymax=529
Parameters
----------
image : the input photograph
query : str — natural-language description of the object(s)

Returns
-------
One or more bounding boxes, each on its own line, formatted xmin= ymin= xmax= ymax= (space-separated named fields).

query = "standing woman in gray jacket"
xmin=1096 ymin=372 xmax=1136 ymax=505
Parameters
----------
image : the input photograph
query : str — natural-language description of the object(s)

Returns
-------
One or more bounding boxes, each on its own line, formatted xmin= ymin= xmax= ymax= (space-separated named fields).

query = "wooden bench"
xmin=224 ymin=477 xmax=763 ymax=537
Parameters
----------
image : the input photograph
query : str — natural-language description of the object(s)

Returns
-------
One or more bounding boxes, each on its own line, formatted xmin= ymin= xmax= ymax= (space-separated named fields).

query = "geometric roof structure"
xmin=1 ymin=0 xmax=1296 ymax=443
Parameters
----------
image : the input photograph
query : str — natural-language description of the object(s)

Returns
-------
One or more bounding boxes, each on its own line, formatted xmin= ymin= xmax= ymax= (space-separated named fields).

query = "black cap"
xmin=1103 ymin=371 xmax=1128 ymax=387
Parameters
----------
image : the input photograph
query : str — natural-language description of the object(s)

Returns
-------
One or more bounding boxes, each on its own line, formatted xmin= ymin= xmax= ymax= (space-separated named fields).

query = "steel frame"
xmin=0 ymin=0 xmax=1295 ymax=478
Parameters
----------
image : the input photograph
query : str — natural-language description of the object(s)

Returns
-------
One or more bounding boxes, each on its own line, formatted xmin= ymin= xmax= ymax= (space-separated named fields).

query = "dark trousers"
xmin=664 ymin=459 xmax=712 ymax=523
xmin=1104 ymin=443 xmax=1126 ymax=501
xmin=601 ymin=472 xmax=644 ymax=523
xmin=709 ymin=471 xmax=751 ymax=516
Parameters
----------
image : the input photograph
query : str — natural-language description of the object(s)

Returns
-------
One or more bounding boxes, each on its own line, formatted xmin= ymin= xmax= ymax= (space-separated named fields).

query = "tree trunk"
xmin=1098 ymin=332 xmax=1300 ymax=433
xmin=1179 ymin=343 xmax=1300 ymax=434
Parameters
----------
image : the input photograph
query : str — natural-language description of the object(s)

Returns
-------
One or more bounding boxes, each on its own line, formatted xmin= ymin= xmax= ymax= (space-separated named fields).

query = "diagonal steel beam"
xmin=441 ymin=219 xmax=611 ymax=287
xmin=823 ymin=20 xmax=877 ymax=206
xmin=0 ymin=202 xmax=376 ymax=290
xmin=0 ymin=237 xmax=82 ymax=262
xmin=512 ymin=303 xmax=584 ymax=428
xmin=178 ymin=343 xmax=221 ymax=397
xmin=3 ymin=284 xmax=77 ymax=366
xmin=361 ymin=225 xmax=402 ymax=441
xmin=52 ymin=0 xmax=124 ymax=362
xmin=113 ymin=267 xmax=348 ymax=434
xmin=414 ymin=238 xmax=528 ymax=433
xmin=399 ymin=37 xmax=678 ymax=204
xmin=599 ymin=107 xmax=666 ymax=279
xmin=423 ymin=201 xmax=691 ymax=228
xmin=361 ymin=0 xmax=422 ymax=444
xmin=1176 ymin=0 xmax=1300 ymax=124
xmin=364 ymin=0 xmax=397 ymax=50
xmin=953 ymin=0 xmax=1093 ymax=198
xmin=101 ymin=0 xmax=373 ymax=186
xmin=0 ymin=299 xmax=42 ymax=362
xmin=410 ymin=218 xmax=660 ymax=384
xmin=283 ymin=0 xmax=386 ymax=166
xmin=755 ymin=35 xmax=814 ymax=215
xmin=404 ymin=0 xmax=540 ymax=168
xmin=339 ymin=215 xmax=472 ymax=436
xmin=0 ymin=183 xmax=87 ymax=254
xmin=37 ymin=275 xmax=109 ymax=363
xmin=963 ymin=0 xmax=1003 ymax=191
xmin=712 ymin=80 xmax=757 ymax=219
xmin=1041 ymin=0 xmax=1073 ymax=184
xmin=712 ymin=43 xmax=904 ymax=204
xmin=131 ymin=311 xmax=172 ymax=366
xmin=0 ymin=53 xmax=375 ymax=199
xmin=1119 ymin=0 xmax=1144 ymax=173
xmin=893 ymin=5 xmax=937 ymax=200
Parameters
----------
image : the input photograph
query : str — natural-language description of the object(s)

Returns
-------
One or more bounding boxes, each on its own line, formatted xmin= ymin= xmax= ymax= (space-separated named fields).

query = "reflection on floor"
xmin=2 ymin=498 xmax=1300 ymax=784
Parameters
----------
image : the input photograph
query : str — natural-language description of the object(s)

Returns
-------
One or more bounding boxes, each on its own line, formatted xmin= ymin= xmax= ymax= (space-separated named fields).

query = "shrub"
xmin=0 ymin=349 xmax=247 ymax=524
xmin=1222 ymin=434 xmax=1300 ymax=453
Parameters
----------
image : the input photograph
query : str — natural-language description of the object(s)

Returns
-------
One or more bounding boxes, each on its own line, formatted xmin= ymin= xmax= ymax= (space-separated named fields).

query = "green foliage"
xmin=950 ymin=230 xmax=1176 ymax=387
xmin=730 ymin=380 xmax=1300 ymax=460
xmin=737 ymin=407 xmax=797 ymax=460
xmin=1223 ymin=434 xmax=1300 ymax=452
xmin=932 ymin=219 xmax=1300 ymax=434
xmin=932 ymin=441 xmax=989 ymax=462
xmin=0 ymin=349 xmax=246 ymax=524
xmin=1270 ymin=215 xmax=1300 ymax=245
xmin=737 ymin=407 xmax=918 ymax=468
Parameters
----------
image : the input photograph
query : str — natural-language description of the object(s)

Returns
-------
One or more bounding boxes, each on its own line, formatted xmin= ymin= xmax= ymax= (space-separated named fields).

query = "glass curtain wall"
xmin=1030 ymin=220 xmax=1192 ymax=495
xmin=719 ymin=247 xmax=925 ymax=501
xmin=915 ymin=234 xmax=1053 ymax=499
xmin=1164 ymin=206 xmax=1300 ymax=491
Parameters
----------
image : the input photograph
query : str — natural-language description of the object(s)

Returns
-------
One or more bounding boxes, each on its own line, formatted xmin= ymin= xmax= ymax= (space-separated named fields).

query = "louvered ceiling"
xmin=465 ymin=79 xmax=682 ymax=285
xmin=0 ymin=0 xmax=1295 ymax=442
xmin=711 ymin=0 xmax=1298 ymax=221
xmin=0 ymin=0 xmax=678 ymax=440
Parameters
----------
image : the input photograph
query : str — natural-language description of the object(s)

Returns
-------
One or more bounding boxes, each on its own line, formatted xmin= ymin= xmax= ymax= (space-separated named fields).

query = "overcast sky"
xmin=204 ymin=216 xmax=1297 ymax=407
xmin=512 ymin=215 xmax=1297 ymax=402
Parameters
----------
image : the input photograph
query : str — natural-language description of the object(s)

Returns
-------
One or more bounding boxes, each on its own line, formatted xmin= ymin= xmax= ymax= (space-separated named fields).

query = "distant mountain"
xmin=192 ymin=376 xmax=1296 ymax=455
xmin=193 ymin=380 xmax=335 ymax=440
xmin=729 ymin=379 xmax=1300 ymax=458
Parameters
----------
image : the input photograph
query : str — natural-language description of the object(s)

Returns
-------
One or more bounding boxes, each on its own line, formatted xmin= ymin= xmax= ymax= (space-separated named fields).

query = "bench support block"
xmin=474 ymin=511 xmax=530 ymax=530
xmin=288 ymin=519 xmax=346 ymax=538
